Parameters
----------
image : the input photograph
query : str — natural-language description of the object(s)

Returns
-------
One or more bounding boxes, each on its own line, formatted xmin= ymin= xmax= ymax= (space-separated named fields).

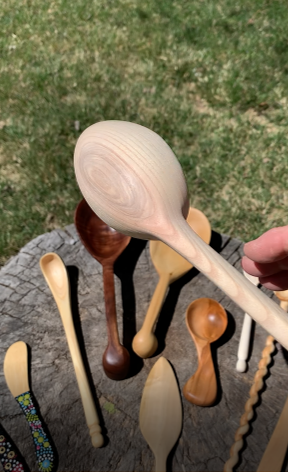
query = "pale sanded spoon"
xmin=40 ymin=252 xmax=104 ymax=448
xmin=132 ymin=207 xmax=211 ymax=358
xmin=75 ymin=198 xmax=131 ymax=380
xmin=183 ymin=298 xmax=227 ymax=406
xmin=73 ymin=120 xmax=288 ymax=349
xmin=4 ymin=341 xmax=56 ymax=471
xmin=139 ymin=357 xmax=182 ymax=472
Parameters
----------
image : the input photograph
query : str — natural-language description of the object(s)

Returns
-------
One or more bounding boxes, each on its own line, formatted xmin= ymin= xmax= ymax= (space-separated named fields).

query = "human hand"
xmin=242 ymin=226 xmax=288 ymax=291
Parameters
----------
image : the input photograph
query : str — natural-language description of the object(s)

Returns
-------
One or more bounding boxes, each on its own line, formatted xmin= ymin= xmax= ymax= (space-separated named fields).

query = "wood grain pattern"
xmin=40 ymin=252 xmax=104 ymax=448
xmin=74 ymin=198 xmax=130 ymax=380
xmin=183 ymin=298 xmax=227 ymax=406
xmin=139 ymin=357 xmax=182 ymax=472
xmin=132 ymin=207 xmax=211 ymax=358
xmin=73 ymin=120 xmax=288 ymax=350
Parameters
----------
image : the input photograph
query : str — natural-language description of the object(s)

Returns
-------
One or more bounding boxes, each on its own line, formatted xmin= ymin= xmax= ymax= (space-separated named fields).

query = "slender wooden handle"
xmin=168 ymin=219 xmax=288 ymax=350
xmin=132 ymin=274 xmax=170 ymax=358
xmin=59 ymin=300 xmax=104 ymax=448
xmin=102 ymin=265 xmax=121 ymax=346
xmin=236 ymin=313 xmax=253 ymax=372
xmin=155 ymin=453 xmax=167 ymax=472
xmin=256 ymin=396 xmax=288 ymax=472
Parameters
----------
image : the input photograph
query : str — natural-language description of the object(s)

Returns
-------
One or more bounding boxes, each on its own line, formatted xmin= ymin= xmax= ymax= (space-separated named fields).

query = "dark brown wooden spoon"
xmin=75 ymin=198 xmax=131 ymax=380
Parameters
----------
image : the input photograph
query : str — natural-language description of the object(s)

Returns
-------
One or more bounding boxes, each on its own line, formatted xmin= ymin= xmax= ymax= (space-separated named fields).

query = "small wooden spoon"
xmin=133 ymin=207 xmax=211 ymax=358
xmin=75 ymin=198 xmax=131 ymax=380
xmin=183 ymin=298 xmax=227 ymax=406
xmin=4 ymin=341 xmax=56 ymax=471
xmin=139 ymin=357 xmax=182 ymax=472
xmin=74 ymin=120 xmax=288 ymax=350
xmin=40 ymin=252 xmax=104 ymax=448
xmin=256 ymin=289 xmax=288 ymax=472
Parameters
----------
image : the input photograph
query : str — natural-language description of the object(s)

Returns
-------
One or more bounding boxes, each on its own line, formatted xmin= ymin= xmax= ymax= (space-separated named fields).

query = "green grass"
xmin=1 ymin=0 xmax=288 ymax=265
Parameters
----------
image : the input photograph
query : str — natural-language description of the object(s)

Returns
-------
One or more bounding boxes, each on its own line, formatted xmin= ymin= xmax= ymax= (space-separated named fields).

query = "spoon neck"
xmin=155 ymin=454 xmax=167 ymax=472
xmin=141 ymin=274 xmax=170 ymax=333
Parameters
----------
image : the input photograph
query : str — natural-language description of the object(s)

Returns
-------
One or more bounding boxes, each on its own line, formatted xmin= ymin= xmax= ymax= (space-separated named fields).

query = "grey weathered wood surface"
xmin=0 ymin=225 xmax=288 ymax=472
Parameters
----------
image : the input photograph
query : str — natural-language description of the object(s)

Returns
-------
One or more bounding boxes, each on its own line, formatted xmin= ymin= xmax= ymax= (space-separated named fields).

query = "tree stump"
xmin=0 ymin=225 xmax=287 ymax=471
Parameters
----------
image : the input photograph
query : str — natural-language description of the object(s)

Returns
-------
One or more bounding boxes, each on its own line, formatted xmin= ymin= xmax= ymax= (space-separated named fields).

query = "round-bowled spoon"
xmin=132 ymin=207 xmax=211 ymax=358
xmin=75 ymin=198 xmax=131 ymax=380
xmin=74 ymin=120 xmax=288 ymax=350
xmin=183 ymin=298 xmax=227 ymax=406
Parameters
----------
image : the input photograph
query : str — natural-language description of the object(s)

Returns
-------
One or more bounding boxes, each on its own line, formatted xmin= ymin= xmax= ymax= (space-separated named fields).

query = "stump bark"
xmin=0 ymin=225 xmax=287 ymax=471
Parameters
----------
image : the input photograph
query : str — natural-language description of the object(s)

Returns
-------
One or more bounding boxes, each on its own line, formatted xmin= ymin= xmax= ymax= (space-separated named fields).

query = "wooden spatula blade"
xmin=139 ymin=357 xmax=182 ymax=471
xmin=3 ymin=341 xmax=29 ymax=397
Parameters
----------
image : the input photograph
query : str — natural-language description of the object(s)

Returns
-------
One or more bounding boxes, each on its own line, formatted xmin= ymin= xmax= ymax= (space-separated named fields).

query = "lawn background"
xmin=1 ymin=0 xmax=288 ymax=265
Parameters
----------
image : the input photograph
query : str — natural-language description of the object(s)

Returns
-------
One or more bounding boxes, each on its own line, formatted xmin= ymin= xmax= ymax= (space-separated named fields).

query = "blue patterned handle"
xmin=15 ymin=391 xmax=55 ymax=472
xmin=0 ymin=426 xmax=26 ymax=472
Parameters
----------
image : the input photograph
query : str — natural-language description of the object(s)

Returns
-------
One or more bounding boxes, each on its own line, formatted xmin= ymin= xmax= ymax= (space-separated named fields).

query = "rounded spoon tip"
xmin=236 ymin=359 xmax=247 ymax=373
xmin=132 ymin=332 xmax=158 ymax=359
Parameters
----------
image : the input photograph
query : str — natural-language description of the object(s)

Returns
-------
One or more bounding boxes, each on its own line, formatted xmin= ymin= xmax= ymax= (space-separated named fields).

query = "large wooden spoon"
xmin=183 ymin=298 xmax=227 ymax=406
xmin=256 ymin=289 xmax=288 ymax=472
xmin=133 ymin=207 xmax=211 ymax=358
xmin=4 ymin=341 xmax=56 ymax=471
xmin=75 ymin=198 xmax=131 ymax=380
xmin=40 ymin=252 xmax=104 ymax=448
xmin=139 ymin=357 xmax=182 ymax=472
xmin=73 ymin=120 xmax=288 ymax=349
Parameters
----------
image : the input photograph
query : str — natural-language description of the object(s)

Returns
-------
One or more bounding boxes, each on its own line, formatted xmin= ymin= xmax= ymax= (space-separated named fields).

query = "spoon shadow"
xmin=66 ymin=265 xmax=108 ymax=446
xmin=211 ymin=310 xmax=235 ymax=405
xmin=114 ymin=238 xmax=147 ymax=378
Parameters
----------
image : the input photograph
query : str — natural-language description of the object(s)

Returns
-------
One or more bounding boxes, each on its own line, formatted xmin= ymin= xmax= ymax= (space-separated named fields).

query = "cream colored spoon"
xmin=133 ymin=207 xmax=211 ymax=358
xmin=256 ymin=290 xmax=288 ymax=472
xmin=74 ymin=120 xmax=288 ymax=349
xmin=4 ymin=341 xmax=56 ymax=471
xmin=40 ymin=252 xmax=104 ymax=448
xmin=139 ymin=357 xmax=182 ymax=472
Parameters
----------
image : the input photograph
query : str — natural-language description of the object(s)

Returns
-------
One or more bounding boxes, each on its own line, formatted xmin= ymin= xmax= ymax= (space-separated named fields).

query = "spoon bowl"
xmin=74 ymin=120 xmax=288 ymax=350
xmin=183 ymin=298 xmax=227 ymax=406
xmin=75 ymin=198 xmax=131 ymax=380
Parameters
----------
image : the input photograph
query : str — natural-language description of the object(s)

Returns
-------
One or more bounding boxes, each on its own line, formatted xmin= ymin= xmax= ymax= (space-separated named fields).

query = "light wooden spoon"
xmin=4 ymin=341 xmax=56 ymax=471
xmin=139 ymin=357 xmax=182 ymax=472
xmin=132 ymin=207 xmax=211 ymax=358
xmin=183 ymin=298 xmax=227 ymax=406
xmin=40 ymin=252 xmax=104 ymax=448
xmin=73 ymin=120 xmax=288 ymax=350
xmin=256 ymin=289 xmax=288 ymax=472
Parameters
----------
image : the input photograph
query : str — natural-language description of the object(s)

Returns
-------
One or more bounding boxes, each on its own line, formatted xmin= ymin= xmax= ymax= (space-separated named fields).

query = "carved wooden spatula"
xmin=4 ymin=341 xmax=56 ymax=472
xmin=139 ymin=357 xmax=182 ymax=472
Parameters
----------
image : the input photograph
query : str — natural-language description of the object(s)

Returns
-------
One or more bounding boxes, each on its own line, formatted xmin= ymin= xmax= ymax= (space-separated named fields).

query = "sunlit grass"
xmin=1 ymin=0 xmax=288 ymax=264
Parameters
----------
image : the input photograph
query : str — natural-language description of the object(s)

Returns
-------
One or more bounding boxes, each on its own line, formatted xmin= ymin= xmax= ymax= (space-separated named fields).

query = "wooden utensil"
xmin=74 ymin=198 xmax=131 ymax=380
xmin=183 ymin=298 xmax=227 ymax=406
xmin=0 ymin=424 xmax=27 ymax=472
xmin=39 ymin=252 xmax=104 ymax=448
xmin=139 ymin=357 xmax=182 ymax=472
xmin=236 ymin=271 xmax=260 ymax=372
xmin=3 ymin=341 xmax=56 ymax=471
xmin=256 ymin=289 xmax=288 ymax=472
xmin=73 ymin=121 xmax=288 ymax=349
xmin=132 ymin=207 xmax=211 ymax=358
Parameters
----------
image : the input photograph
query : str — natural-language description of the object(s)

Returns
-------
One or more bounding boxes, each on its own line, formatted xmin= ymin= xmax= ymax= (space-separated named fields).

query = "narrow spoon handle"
xmin=132 ymin=273 xmax=170 ymax=358
xmin=168 ymin=219 xmax=288 ymax=349
xmin=102 ymin=264 xmax=121 ymax=346
xmin=58 ymin=298 xmax=104 ymax=448
xmin=155 ymin=453 xmax=167 ymax=472
xmin=236 ymin=313 xmax=253 ymax=372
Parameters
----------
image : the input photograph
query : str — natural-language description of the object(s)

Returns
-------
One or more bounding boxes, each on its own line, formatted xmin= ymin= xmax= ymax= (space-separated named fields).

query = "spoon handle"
xmin=169 ymin=219 xmax=288 ymax=350
xmin=102 ymin=264 xmax=121 ymax=347
xmin=155 ymin=453 xmax=167 ymax=472
xmin=57 ymin=298 xmax=104 ymax=448
xmin=132 ymin=273 xmax=170 ymax=358
xmin=236 ymin=313 xmax=253 ymax=373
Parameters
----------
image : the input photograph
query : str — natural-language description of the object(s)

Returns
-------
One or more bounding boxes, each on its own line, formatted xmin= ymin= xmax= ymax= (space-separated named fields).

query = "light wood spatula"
xmin=139 ymin=357 xmax=182 ymax=472
xmin=4 ymin=341 xmax=56 ymax=472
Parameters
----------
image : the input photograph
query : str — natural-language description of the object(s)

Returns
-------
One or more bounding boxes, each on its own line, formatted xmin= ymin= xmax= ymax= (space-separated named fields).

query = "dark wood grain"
xmin=74 ymin=198 xmax=130 ymax=380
